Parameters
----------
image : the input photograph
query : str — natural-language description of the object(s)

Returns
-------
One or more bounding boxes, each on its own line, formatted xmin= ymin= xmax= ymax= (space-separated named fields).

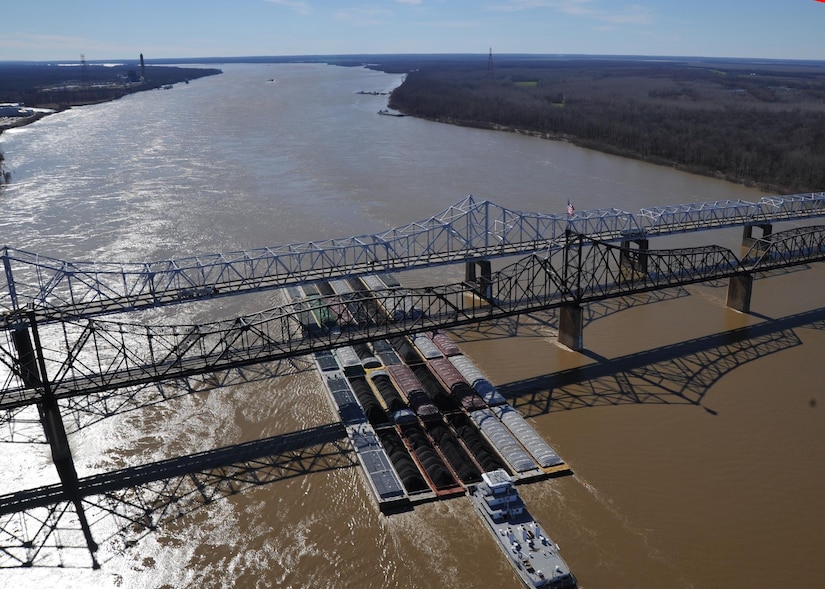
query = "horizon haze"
xmin=1 ymin=1 xmax=823 ymax=62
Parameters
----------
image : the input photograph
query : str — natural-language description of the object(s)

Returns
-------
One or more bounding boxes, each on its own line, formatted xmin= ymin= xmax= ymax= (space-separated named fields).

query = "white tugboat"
xmin=470 ymin=470 xmax=577 ymax=588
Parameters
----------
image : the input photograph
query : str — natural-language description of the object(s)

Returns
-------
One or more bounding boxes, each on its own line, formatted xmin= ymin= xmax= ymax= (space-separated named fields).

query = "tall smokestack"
xmin=140 ymin=53 xmax=145 ymax=79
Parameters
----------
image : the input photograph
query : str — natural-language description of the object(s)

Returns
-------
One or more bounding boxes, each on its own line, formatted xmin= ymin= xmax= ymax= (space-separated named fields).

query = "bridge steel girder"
xmin=3 ymin=225 xmax=824 ymax=410
xmin=638 ymin=192 xmax=825 ymax=236
xmin=742 ymin=225 xmax=825 ymax=271
xmin=2 ymin=199 xmax=824 ymax=570
xmin=2 ymin=194 xmax=824 ymax=328
xmin=0 ymin=198 xmax=576 ymax=326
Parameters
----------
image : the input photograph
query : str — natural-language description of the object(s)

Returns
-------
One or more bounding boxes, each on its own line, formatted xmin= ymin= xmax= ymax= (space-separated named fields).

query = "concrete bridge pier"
xmin=726 ymin=273 xmax=753 ymax=313
xmin=558 ymin=302 xmax=583 ymax=351
xmin=620 ymin=238 xmax=649 ymax=275
xmin=742 ymin=224 xmax=773 ymax=247
xmin=465 ymin=260 xmax=492 ymax=300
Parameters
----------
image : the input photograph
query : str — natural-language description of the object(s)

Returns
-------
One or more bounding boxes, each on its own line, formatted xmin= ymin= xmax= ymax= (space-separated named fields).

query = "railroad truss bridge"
xmin=1 ymin=192 xmax=824 ymax=567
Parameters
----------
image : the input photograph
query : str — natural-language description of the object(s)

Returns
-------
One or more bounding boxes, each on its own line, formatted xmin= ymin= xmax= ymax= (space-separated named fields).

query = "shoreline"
xmin=0 ymin=92 xmax=162 ymax=135
xmin=0 ymin=64 xmax=222 ymax=186
xmin=1 ymin=106 xmax=99 ymax=186
xmin=0 ymin=110 xmax=54 ymax=133
xmin=411 ymin=114 xmax=780 ymax=194
xmin=0 ymin=99 xmax=779 ymax=196
xmin=383 ymin=57 xmax=825 ymax=195
xmin=0 ymin=63 xmax=222 ymax=137
xmin=0 ymin=57 xmax=802 ymax=195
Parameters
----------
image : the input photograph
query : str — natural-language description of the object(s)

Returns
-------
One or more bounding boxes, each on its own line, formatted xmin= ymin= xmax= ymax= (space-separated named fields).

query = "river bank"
xmin=0 ymin=110 xmax=54 ymax=133
xmin=1 ymin=108 xmax=75 ymax=185
xmin=0 ymin=148 xmax=8 ymax=184
xmin=416 ymin=115 xmax=770 ymax=193
xmin=0 ymin=63 xmax=222 ymax=135
xmin=0 ymin=63 xmax=222 ymax=187
xmin=383 ymin=56 xmax=825 ymax=195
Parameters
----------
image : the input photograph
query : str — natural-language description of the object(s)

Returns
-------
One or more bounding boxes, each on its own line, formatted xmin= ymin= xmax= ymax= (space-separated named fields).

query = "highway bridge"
xmin=2 ymin=222 xmax=825 ymax=411
xmin=2 ymin=192 xmax=823 ymax=326
xmin=1 ymin=192 xmax=825 ymax=568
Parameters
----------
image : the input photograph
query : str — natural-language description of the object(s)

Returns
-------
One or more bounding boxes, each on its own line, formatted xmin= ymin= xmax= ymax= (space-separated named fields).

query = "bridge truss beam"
xmin=3 ymin=225 xmax=823 ymax=411
xmin=2 ymin=193 xmax=823 ymax=327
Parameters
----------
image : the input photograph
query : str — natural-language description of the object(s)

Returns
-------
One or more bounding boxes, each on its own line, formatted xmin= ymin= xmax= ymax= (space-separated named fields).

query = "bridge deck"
xmin=3 ymin=225 xmax=823 ymax=410
xmin=2 ymin=193 xmax=823 ymax=326
xmin=2 ymin=206 xmax=825 ymax=570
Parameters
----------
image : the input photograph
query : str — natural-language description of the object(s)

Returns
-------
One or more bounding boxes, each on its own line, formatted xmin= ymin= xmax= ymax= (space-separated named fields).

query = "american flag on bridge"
xmin=567 ymin=200 xmax=575 ymax=215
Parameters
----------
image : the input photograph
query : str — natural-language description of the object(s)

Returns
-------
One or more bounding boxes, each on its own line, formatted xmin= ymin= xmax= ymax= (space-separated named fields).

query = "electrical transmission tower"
xmin=486 ymin=48 xmax=495 ymax=82
xmin=80 ymin=54 xmax=89 ymax=88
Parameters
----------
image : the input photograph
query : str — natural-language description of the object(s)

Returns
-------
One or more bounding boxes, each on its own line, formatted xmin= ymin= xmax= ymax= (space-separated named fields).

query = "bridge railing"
xmin=639 ymin=199 xmax=757 ymax=235
xmin=7 ymin=226 xmax=824 ymax=410
xmin=0 ymin=198 xmax=572 ymax=321
xmin=2 ymin=194 xmax=825 ymax=325
xmin=637 ymin=192 xmax=825 ymax=234
xmin=756 ymin=192 xmax=825 ymax=221
xmin=564 ymin=208 xmax=641 ymax=240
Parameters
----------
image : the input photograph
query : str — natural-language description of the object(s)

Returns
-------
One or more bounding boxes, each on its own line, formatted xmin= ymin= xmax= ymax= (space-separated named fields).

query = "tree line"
xmin=386 ymin=58 xmax=825 ymax=194
xmin=0 ymin=64 xmax=221 ymax=110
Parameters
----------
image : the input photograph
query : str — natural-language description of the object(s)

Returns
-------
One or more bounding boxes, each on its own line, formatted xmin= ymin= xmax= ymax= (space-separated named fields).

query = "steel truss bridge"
xmin=1 ymin=192 xmax=825 ymax=569
xmin=2 ymin=192 xmax=823 ymax=326
xmin=3 ymin=222 xmax=825 ymax=411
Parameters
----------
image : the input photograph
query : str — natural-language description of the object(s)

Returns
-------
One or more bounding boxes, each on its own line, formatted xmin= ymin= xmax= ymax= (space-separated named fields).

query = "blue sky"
xmin=1 ymin=0 xmax=823 ymax=62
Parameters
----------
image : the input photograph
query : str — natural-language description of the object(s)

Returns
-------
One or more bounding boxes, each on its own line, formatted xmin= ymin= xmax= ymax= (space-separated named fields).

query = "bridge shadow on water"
xmin=64 ymin=357 xmax=317 ymax=433
xmin=0 ymin=422 xmax=355 ymax=569
xmin=0 ymin=294 xmax=703 ymax=568
xmin=500 ymin=305 xmax=825 ymax=418
xmin=0 ymin=357 xmax=316 ymax=444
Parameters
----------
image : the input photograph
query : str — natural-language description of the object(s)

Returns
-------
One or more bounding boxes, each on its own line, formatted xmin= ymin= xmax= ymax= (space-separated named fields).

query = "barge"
xmin=305 ymin=275 xmax=571 ymax=508
xmin=300 ymin=273 xmax=580 ymax=583
xmin=470 ymin=469 xmax=577 ymax=588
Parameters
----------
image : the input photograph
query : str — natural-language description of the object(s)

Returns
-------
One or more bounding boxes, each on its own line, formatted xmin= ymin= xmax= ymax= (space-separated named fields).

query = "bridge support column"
xmin=11 ymin=315 xmax=99 ymax=567
xmin=620 ymin=238 xmax=649 ymax=274
xmin=742 ymin=224 xmax=772 ymax=247
xmin=726 ymin=273 xmax=753 ymax=313
xmin=558 ymin=303 xmax=583 ymax=351
xmin=11 ymin=327 xmax=41 ymax=389
xmin=464 ymin=260 xmax=492 ymax=300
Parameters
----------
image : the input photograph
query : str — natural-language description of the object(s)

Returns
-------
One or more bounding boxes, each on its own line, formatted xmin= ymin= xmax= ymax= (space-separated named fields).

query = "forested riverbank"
xmin=4 ymin=55 xmax=824 ymax=194
xmin=0 ymin=63 xmax=221 ymax=129
xmin=383 ymin=56 xmax=825 ymax=194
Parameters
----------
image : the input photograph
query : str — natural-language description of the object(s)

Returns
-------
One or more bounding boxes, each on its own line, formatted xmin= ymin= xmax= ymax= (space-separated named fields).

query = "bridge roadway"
xmin=3 ymin=224 xmax=824 ymax=411
xmin=1 ymin=192 xmax=824 ymax=327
